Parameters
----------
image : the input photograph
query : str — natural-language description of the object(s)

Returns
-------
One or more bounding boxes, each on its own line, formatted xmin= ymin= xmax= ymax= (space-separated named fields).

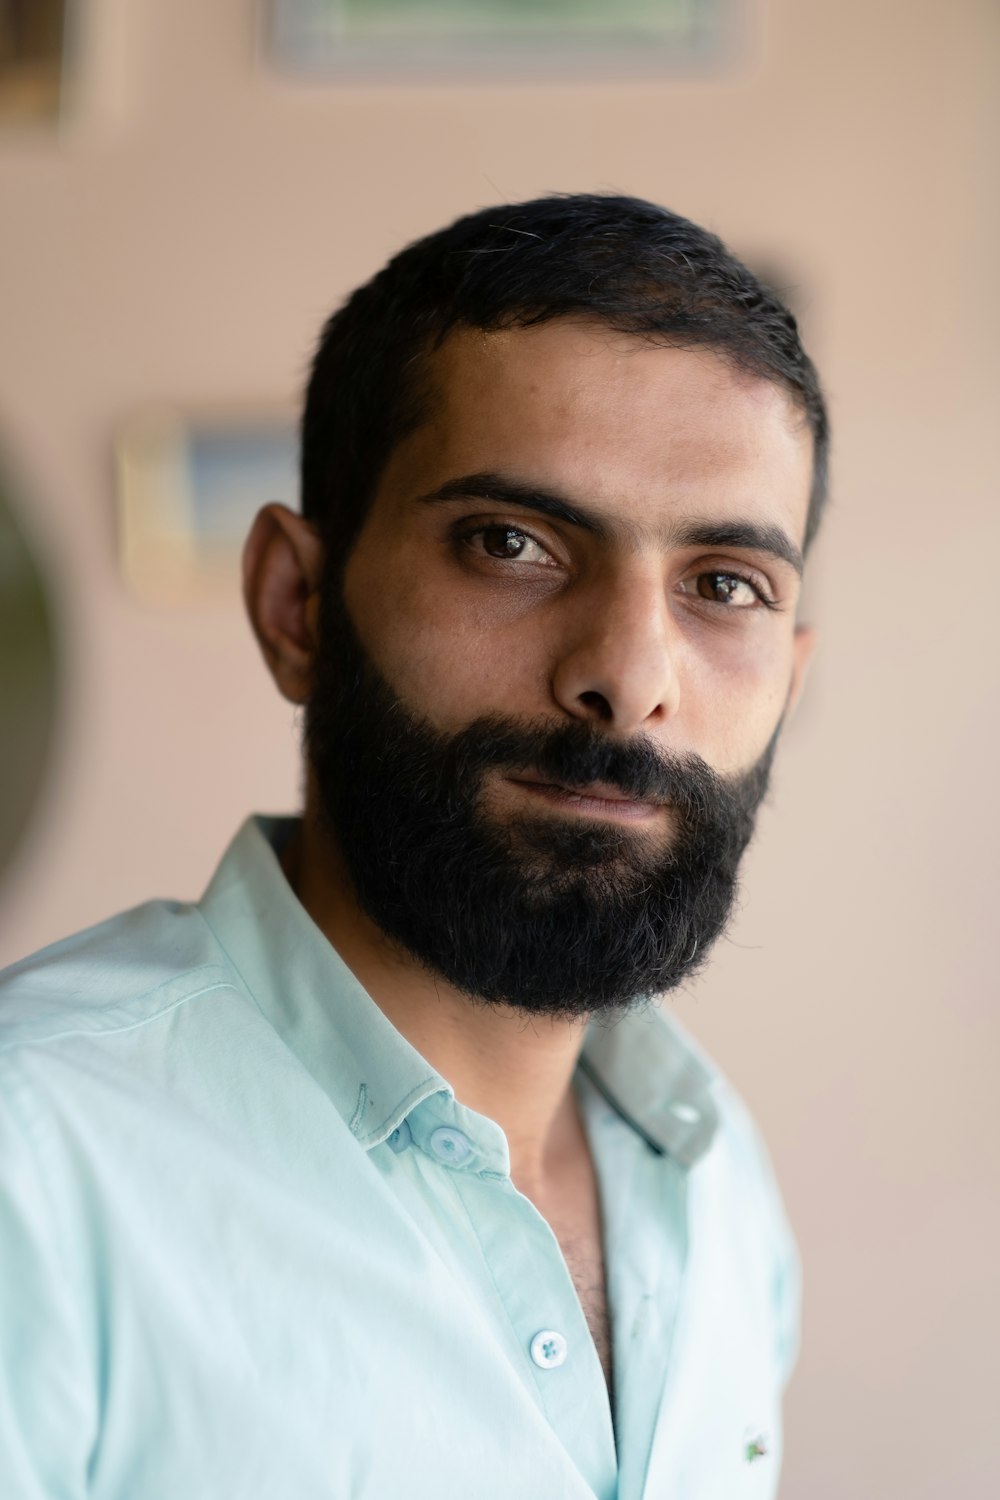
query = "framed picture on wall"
xmin=265 ymin=0 xmax=739 ymax=79
xmin=115 ymin=407 xmax=299 ymax=606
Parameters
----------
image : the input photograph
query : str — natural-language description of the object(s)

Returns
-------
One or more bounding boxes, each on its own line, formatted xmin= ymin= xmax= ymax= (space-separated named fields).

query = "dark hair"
xmin=301 ymin=193 xmax=829 ymax=559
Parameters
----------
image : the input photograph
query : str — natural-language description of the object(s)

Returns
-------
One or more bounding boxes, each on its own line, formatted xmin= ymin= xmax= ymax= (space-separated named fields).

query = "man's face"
xmin=308 ymin=319 xmax=814 ymax=1013
xmin=342 ymin=321 xmax=812 ymax=792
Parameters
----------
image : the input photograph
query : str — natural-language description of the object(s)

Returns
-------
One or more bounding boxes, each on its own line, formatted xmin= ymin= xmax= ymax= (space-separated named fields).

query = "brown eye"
xmin=481 ymin=526 xmax=530 ymax=558
xmin=458 ymin=522 xmax=560 ymax=567
xmin=696 ymin=573 xmax=760 ymax=607
xmin=465 ymin=525 xmax=554 ymax=565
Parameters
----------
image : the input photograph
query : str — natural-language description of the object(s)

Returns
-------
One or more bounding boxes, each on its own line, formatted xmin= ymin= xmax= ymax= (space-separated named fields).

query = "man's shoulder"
xmin=0 ymin=896 xmax=236 ymax=1056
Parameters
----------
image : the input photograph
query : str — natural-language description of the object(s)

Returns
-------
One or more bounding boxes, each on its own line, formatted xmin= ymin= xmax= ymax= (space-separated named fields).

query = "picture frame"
xmin=265 ymin=0 xmax=738 ymax=81
xmin=115 ymin=406 xmax=299 ymax=605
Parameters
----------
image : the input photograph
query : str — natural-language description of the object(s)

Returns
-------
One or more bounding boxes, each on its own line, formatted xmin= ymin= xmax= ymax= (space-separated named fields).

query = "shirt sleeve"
xmin=0 ymin=1055 xmax=94 ymax=1499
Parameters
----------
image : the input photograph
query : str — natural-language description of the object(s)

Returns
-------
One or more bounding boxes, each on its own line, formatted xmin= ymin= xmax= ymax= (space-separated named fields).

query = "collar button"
xmin=670 ymin=1102 xmax=700 ymax=1124
xmin=429 ymin=1126 xmax=472 ymax=1165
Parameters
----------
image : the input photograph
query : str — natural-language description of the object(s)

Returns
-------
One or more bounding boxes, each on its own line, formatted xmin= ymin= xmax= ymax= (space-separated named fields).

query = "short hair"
xmin=301 ymin=193 xmax=829 ymax=561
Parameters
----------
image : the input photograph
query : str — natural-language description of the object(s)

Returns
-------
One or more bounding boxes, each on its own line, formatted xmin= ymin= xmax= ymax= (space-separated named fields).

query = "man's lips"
xmin=506 ymin=773 xmax=664 ymax=824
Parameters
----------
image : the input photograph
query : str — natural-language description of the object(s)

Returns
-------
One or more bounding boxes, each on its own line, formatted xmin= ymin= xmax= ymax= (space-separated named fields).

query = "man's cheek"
xmin=680 ymin=647 xmax=794 ymax=772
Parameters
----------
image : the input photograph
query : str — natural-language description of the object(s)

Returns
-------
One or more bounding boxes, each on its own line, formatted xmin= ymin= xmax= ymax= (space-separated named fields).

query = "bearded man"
xmin=0 ymin=194 xmax=827 ymax=1500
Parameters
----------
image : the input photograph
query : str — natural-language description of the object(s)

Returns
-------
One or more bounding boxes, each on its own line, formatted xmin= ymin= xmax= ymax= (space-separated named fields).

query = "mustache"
xmin=428 ymin=714 xmax=740 ymax=821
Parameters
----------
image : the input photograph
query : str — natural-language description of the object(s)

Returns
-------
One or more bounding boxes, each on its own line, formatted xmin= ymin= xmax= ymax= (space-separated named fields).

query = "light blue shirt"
xmin=0 ymin=816 xmax=799 ymax=1500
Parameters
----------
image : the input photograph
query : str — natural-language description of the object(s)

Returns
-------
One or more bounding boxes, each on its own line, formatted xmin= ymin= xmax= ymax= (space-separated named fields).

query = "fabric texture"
xmin=0 ymin=816 xmax=799 ymax=1500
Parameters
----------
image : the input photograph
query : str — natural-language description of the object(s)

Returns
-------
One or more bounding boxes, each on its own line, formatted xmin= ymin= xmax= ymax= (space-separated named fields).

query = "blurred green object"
xmin=269 ymin=0 xmax=724 ymax=72
xmin=0 ymin=461 xmax=59 ymax=885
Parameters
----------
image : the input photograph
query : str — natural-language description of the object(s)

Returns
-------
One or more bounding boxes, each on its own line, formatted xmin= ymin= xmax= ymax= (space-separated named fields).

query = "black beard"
xmin=305 ymin=587 xmax=778 ymax=1018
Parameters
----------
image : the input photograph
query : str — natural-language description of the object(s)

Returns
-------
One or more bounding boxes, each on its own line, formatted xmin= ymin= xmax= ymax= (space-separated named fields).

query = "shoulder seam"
xmin=0 ymin=966 xmax=238 ymax=1054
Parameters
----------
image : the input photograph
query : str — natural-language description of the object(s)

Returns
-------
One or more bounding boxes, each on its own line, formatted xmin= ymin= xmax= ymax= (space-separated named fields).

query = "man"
xmin=0 ymin=194 xmax=827 ymax=1499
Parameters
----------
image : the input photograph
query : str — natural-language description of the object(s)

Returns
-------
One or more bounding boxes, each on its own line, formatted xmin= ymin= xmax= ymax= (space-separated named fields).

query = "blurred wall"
xmin=1 ymin=1 xmax=997 ymax=1495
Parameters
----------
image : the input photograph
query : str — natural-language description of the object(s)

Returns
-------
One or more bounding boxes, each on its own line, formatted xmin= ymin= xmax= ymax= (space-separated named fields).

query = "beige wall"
xmin=2 ymin=0 xmax=998 ymax=1493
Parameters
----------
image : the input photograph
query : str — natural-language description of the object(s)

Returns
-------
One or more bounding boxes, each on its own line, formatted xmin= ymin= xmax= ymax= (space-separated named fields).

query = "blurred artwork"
xmin=0 ymin=0 xmax=67 ymax=124
xmin=0 ymin=460 xmax=59 ymax=886
xmin=268 ymin=0 xmax=733 ymax=77
xmin=115 ymin=408 xmax=298 ymax=606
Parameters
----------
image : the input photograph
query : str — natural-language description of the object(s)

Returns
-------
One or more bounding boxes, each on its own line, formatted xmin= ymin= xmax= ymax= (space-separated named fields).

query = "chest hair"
xmin=555 ymin=1230 xmax=613 ymax=1395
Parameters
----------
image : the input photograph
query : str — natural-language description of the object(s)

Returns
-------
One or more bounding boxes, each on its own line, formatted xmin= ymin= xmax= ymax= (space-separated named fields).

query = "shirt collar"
xmin=200 ymin=815 xmax=720 ymax=1169
xmin=200 ymin=816 xmax=447 ymax=1150
xmin=580 ymin=1006 xmax=720 ymax=1168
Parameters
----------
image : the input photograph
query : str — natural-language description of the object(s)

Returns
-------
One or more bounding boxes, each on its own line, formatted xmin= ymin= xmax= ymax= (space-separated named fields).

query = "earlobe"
xmin=786 ymin=622 xmax=818 ymax=721
xmin=242 ymin=504 xmax=326 ymax=706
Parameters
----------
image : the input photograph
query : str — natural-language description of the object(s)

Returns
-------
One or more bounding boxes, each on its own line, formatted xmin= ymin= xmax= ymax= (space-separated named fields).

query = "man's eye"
xmin=694 ymin=572 xmax=766 ymax=608
xmin=470 ymin=526 xmax=552 ymax=564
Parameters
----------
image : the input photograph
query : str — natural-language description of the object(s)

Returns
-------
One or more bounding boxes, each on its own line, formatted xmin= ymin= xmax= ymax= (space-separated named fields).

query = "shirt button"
xmin=387 ymin=1119 xmax=412 ymax=1154
xmin=670 ymin=1102 xmax=700 ymax=1124
xmin=530 ymin=1330 xmax=568 ymax=1369
xmin=428 ymin=1126 xmax=472 ymax=1165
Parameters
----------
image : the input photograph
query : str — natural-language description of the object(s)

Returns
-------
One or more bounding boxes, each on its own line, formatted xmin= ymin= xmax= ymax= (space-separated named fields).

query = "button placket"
xmin=452 ymin=1169 xmax=616 ymax=1496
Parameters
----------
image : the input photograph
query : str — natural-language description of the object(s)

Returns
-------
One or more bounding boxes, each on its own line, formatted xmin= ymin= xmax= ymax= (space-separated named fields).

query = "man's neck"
xmin=282 ymin=814 xmax=590 ymax=1193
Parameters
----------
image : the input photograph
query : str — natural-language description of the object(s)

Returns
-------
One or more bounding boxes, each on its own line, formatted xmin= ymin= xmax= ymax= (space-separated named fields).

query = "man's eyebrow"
xmin=417 ymin=472 xmax=804 ymax=575
xmin=674 ymin=521 xmax=804 ymax=576
xmin=416 ymin=473 xmax=611 ymax=538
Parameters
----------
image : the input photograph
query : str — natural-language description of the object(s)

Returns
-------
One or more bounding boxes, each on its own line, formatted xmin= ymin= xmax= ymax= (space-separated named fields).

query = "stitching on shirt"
xmin=0 ymin=972 xmax=236 ymax=1055
xmin=444 ymin=1171 xmax=544 ymax=1378
xmin=196 ymin=908 xmax=256 ymax=1000
xmin=360 ymin=1078 xmax=448 ymax=1148
xmin=349 ymin=1083 xmax=368 ymax=1134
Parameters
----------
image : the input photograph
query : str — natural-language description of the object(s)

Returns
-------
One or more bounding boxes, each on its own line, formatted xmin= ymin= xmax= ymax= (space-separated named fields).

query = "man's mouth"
xmin=506 ymin=773 xmax=665 ymax=825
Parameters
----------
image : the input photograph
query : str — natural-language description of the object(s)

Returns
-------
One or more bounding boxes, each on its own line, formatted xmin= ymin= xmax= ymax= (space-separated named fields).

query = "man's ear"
xmin=786 ymin=621 xmax=818 ymax=721
xmin=242 ymin=504 xmax=326 ymax=706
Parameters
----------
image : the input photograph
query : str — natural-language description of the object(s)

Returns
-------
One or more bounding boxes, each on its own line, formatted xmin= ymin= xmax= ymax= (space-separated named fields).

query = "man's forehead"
xmin=385 ymin=320 xmax=814 ymax=548
xmin=429 ymin=318 xmax=795 ymax=410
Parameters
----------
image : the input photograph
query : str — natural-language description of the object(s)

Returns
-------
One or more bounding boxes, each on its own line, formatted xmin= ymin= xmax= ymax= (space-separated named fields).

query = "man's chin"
xmin=480 ymin=784 xmax=675 ymax=868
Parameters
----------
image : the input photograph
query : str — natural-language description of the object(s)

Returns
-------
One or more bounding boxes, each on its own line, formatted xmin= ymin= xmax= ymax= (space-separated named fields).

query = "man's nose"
xmin=550 ymin=567 xmax=681 ymax=732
